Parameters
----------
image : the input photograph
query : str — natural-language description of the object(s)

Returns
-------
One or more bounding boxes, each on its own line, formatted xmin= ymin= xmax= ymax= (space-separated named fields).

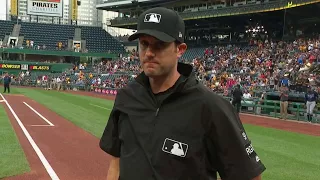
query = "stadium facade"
xmin=6 ymin=0 xmax=103 ymax=26
xmin=96 ymin=0 xmax=320 ymax=47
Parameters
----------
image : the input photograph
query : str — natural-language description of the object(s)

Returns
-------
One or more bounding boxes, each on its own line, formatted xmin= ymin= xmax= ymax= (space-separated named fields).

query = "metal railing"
xmin=222 ymin=96 xmax=320 ymax=123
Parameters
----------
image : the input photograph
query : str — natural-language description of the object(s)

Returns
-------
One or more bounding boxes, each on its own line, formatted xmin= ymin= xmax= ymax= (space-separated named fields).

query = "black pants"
xmin=232 ymin=100 xmax=241 ymax=113
xmin=3 ymin=84 xmax=10 ymax=93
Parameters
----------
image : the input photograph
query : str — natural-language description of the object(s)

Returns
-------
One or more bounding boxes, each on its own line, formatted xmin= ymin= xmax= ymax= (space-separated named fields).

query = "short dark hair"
xmin=174 ymin=40 xmax=182 ymax=47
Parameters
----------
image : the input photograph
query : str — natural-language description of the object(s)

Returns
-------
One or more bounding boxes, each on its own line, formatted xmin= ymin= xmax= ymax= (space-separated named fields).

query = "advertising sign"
xmin=29 ymin=65 xmax=50 ymax=71
xmin=93 ymin=88 xmax=118 ymax=96
xmin=21 ymin=64 xmax=29 ymax=70
xmin=11 ymin=0 xmax=18 ymax=16
xmin=71 ymin=0 xmax=78 ymax=21
xmin=0 ymin=64 xmax=21 ymax=69
xmin=27 ymin=0 xmax=63 ymax=17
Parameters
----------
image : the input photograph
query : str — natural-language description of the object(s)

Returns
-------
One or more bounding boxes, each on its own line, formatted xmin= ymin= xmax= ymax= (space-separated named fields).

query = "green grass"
xmin=244 ymin=124 xmax=320 ymax=180
xmin=15 ymin=88 xmax=113 ymax=138
xmin=3 ymin=87 xmax=320 ymax=179
xmin=0 ymin=105 xmax=30 ymax=178
xmin=0 ymin=86 xmax=21 ymax=94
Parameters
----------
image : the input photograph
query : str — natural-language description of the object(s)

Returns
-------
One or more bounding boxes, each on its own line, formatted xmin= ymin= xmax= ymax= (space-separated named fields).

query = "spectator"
xmin=279 ymin=84 xmax=289 ymax=120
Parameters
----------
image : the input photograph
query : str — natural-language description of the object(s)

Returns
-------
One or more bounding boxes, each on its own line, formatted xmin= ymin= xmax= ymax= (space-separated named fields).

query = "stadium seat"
xmin=181 ymin=47 xmax=206 ymax=61
xmin=79 ymin=26 xmax=126 ymax=54
xmin=0 ymin=20 xmax=15 ymax=41
xmin=19 ymin=22 xmax=75 ymax=50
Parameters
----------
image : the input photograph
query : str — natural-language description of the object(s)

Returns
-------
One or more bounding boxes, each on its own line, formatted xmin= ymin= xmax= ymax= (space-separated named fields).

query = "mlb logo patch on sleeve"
xmin=162 ymin=138 xmax=188 ymax=157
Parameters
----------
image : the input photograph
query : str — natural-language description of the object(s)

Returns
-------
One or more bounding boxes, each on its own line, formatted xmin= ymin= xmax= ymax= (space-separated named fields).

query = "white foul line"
xmin=23 ymin=102 xmax=54 ymax=127
xmin=240 ymin=113 xmax=320 ymax=126
xmin=89 ymin=103 xmax=111 ymax=110
xmin=31 ymin=125 xmax=54 ymax=127
xmin=0 ymin=93 xmax=60 ymax=180
xmin=0 ymin=100 xmax=5 ymax=102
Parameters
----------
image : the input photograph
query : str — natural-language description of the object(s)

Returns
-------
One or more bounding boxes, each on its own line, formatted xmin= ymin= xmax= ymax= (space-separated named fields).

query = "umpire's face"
xmin=138 ymin=35 xmax=187 ymax=78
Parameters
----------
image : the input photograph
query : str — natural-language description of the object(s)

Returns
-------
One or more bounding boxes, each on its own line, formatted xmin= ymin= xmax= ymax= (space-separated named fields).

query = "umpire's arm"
xmin=99 ymin=106 xmax=121 ymax=153
xmin=100 ymin=103 xmax=121 ymax=180
xmin=204 ymin=94 xmax=266 ymax=180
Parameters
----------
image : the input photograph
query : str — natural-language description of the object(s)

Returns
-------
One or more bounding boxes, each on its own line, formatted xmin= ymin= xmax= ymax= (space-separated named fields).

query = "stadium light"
xmin=246 ymin=24 xmax=266 ymax=34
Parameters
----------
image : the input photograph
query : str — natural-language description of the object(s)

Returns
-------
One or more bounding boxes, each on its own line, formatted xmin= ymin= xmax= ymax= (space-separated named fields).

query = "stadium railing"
xmin=222 ymin=96 xmax=319 ymax=123
xmin=85 ymin=86 xmax=319 ymax=123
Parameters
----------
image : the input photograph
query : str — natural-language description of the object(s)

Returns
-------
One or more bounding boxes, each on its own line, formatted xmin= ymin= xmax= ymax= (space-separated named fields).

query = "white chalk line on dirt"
xmin=23 ymin=102 xmax=54 ymax=127
xmin=0 ymin=100 xmax=5 ymax=102
xmin=89 ymin=103 xmax=111 ymax=110
xmin=30 ymin=125 xmax=54 ymax=127
xmin=240 ymin=113 xmax=320 ymax=126
xmin=0 ymin=93 xmax=60 ymax=180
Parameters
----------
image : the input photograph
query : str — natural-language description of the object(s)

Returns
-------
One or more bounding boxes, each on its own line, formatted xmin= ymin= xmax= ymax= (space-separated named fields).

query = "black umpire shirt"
xmin=100 ymin=62 xmax=266 ymax=180
xmin=232 ymin=87 xmax=243 ymax=103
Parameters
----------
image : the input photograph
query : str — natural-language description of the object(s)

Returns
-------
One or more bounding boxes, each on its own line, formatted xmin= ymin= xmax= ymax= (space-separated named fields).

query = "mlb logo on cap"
xmin=128 ymin=7 xmax=185 ymax=43
xmin=144 ymin=13 xmax=161 ymax=23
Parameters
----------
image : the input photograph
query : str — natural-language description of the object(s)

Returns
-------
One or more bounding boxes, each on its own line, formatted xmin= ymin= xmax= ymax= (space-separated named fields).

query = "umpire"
xmin=232 ymin=84 xmax=243 ymax=113
xmin=100 ymin=7 xmax=265 ymax=180
xmin=3 ymin=72 xmax=11 ymax=93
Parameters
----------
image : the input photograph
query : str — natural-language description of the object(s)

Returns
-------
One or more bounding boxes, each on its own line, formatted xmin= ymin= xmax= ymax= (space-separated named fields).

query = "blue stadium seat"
xmin=19 ymin=22 xmax=75 ymax=50
xmin=80 ymin=26 xmax=126 ymax=54
xmin=0 ymin=20 xmax=14 ymax=41
xmin=181 ymin=47 xmax=205 ymax=61
xmin=1 ymin=20 xmax=126 ymax=53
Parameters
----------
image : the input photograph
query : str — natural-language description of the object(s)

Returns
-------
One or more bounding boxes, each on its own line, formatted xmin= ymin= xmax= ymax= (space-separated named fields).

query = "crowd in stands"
xmin=91 ymin=56 xmax=140 ymax=74
xmin=189 ymin=37 xmax=320 ymax=96
xmin=37 ymin=35 xmax=316 ymax=99
xmin=81 ymin=37 xmax=320 ymax=98
xmin=6 ymin=36 xmax=320 ymax=100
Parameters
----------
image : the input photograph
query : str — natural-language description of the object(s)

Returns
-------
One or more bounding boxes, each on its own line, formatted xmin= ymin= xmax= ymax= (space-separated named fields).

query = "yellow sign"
xmin=31 ymin=65 xmax=50 ymax=70
xmin=72 ymin=0 xmax=78 ymax=21
xmin=0 ymin=64 xmax=20 ymax=69
xmin=11 ymin=0 xmax=18 ymax=16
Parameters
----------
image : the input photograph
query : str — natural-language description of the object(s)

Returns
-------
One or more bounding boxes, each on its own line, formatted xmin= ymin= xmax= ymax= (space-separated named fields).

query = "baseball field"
xmin=0 ymin=87 xmax=319 ymax=180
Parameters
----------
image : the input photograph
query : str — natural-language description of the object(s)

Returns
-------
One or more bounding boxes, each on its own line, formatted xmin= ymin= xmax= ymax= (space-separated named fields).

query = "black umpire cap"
xmin=128 ymin=7 xmax=185 ymax=43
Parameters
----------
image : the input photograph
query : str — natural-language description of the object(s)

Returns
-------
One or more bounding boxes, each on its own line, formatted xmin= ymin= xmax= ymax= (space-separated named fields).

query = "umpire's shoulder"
xmin=113 ymin=88 xmax=126 ymax=106
xmin=113 ymin=80 xmax=139 ymax=105
xmin=199 ymin=86 xmax=235 ymax=117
